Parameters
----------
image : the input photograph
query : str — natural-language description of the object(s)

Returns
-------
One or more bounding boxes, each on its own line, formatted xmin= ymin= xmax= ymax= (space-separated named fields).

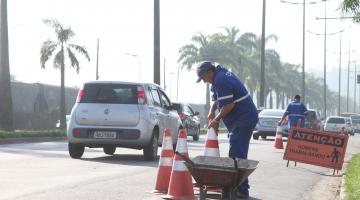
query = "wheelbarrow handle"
xmin=175 ymin=151 xmax=195 ymax=167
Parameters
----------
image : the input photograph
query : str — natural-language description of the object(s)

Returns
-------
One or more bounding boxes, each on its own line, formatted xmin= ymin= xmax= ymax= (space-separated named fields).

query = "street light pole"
xmin=323 ymin=0 xmax=327 ymax=118
xmin=96 ymin=38 xmax=99 ymax=80
xmin=354 ymin=62 xmax=357 ymax=112
xmin=347 ymin=45 xmax=351 ymax=112
xmin=302 ymin=0 xmax=306 ymax=102
xmin=338 ymin=32 xmax=342 ymax=115
xmin=260 ymin=0 xmax=266 ymax=108
xmin=280 ymin=0 xmax=318 ymax=103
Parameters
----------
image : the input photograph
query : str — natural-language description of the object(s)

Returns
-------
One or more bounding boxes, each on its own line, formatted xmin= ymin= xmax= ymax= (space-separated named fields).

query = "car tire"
xmin=253 ymin=135 xmax=259 ymax=140
xmin=103 ymin=146 xmax=116 ymax=155
xmin=143 ymin=132 xmax=159 ymax=161
xmin=193 ymin=126 xmax=200 ymax=141
xmin=68 ymin=143 xmax=84 ymax=159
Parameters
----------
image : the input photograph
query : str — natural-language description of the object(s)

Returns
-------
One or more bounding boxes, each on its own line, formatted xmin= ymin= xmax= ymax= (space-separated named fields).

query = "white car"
xmin=67 ymin=81 xmax=183 ymax=160
xmin=324 ymin=116 xmax=346 ymax=133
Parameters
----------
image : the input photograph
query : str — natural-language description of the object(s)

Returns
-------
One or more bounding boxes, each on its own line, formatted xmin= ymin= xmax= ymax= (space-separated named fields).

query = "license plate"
xmin=94 ymin=131 xmax=117 ymax=139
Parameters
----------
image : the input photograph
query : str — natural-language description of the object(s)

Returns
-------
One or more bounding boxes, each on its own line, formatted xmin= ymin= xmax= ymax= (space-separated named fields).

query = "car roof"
xmin=83 ymin=80 xmax=161 ymax=87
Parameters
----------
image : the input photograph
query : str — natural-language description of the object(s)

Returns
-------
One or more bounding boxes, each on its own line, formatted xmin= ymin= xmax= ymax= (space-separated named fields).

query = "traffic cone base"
xmin=153 ymin=128 xmax=174 ymax=194
xmin=274 ymin=126 xmax=284 ymax=149
xmin=164 ymin=129 xmax=195 ymax=200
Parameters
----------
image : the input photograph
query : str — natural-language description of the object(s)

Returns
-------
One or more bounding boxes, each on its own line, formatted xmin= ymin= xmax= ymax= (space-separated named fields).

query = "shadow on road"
xmin=80 ymin=154 xmax=160 ymax=167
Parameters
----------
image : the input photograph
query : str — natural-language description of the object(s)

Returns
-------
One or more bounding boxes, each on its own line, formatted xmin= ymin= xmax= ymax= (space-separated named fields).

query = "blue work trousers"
xmin=228 ymin=125 xmax=255 ymax=194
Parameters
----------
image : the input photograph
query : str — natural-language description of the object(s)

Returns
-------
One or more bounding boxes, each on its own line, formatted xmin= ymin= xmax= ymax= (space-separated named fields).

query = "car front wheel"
xmin=193 ymin=126 xmax=200 ymax=141
xmin=143 ymin=132 xmax=159 ymax=161
xmin=68 ymin=143 xmax=85 ymax=159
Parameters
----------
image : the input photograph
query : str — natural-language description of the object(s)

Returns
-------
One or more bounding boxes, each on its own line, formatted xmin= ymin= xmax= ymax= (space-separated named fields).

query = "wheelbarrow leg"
xmin=199 ymin=186 xmax=207 ymax=200
xmin=221 ymin=187 xmax=229 ymax=200
xmin=228 ymin=187 xmax=237 ymax=200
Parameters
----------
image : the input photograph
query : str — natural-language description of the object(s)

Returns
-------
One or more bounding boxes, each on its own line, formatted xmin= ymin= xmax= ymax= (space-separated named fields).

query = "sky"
xmin=7 ymin=0 xmax=360 ymax=104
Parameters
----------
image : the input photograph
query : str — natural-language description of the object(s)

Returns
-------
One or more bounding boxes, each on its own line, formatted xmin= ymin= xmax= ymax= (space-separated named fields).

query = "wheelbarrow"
xmin=175 ymin=152 xmax=259 ymax=200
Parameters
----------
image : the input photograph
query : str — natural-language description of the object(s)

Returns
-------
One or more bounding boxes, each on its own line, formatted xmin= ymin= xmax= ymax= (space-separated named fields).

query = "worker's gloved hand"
xmin=277 ymin=121 xmax=282 ymax=126
xmin=208 ymin=119 xmax=220 ymax=135
xmin=207 ymin=112 xmax=215 ymax=123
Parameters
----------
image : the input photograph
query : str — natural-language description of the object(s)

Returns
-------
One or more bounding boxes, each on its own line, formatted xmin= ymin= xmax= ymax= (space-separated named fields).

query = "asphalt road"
xmin=0 ymin=134 xmax=359 ymax=200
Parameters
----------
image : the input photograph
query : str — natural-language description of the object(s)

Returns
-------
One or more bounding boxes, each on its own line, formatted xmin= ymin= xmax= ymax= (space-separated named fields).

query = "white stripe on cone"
xmin=162 ymin=137 xmax=173 ymax=150
xmin=176 ymin=138 xmax=188 ymax=152
xmin=159 ymin=157 xmax=173 ymax=167
xmin=204 ymin=148 xmax=220 ymax=157
xmin=172 ymin=160 xmax=188 ymax=171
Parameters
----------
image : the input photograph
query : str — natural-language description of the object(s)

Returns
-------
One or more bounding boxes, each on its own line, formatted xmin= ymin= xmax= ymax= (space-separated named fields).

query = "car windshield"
xmin=350 ymin=115 xmax=360 ymax=124
xmin=81 ymin=83 xmax=137 ymax=104
xmin=327 ymin=118 xmax=345 ymax=124
xmin=307 ymin=111 xmax=317 ymax=119
xmin=259 ymin=110 xmax=284 ymax=117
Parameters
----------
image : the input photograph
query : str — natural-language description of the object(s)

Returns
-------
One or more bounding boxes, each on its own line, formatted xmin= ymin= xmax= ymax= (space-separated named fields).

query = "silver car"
xmin=253 ymin=109 xmax=286 ymax=140
xmin=67 ymin=81 xmax=183 ymax=161
xmin=324 ymin=116 xmax=346 ymax=133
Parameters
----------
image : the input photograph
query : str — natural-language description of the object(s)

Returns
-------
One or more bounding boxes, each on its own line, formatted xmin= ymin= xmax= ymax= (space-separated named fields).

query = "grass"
xmin=0 ymin=129 xmax=66 ymax=138
xmin=200 ymin=127 xmax=228 ymax=134
xmin=345 ymin=153 xmax=360 ymax=200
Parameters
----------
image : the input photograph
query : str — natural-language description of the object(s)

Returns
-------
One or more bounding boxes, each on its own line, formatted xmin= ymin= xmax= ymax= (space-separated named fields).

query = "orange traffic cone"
xmin=204 ymin=127 xmax=220 ymax=157
xmin=274 ymin=126 xmax=284 ymax=149
xmin=164 ymin=129 xmax=195 ymax=200
xmin=153 ymin=128 xmax=174 ymax=194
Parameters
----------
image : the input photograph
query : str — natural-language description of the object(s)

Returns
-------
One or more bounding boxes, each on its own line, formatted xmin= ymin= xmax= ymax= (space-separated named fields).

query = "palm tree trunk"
xmin=269 ymin=91 xmax=273 ymax=109
xmin=0 ymin=0 xmax=14 ymax=131
xmin=60 ymin=47 xmax=66 ymax=129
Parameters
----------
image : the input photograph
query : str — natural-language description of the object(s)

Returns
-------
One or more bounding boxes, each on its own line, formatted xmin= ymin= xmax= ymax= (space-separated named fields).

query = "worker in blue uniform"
xmin=278 ymin=94 xmax=308 ymax=128
xmin=196 ymin=61 xmax=258 ymax=199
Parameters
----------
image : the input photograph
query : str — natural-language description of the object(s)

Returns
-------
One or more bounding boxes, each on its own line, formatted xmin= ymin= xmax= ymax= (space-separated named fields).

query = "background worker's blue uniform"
xmin=284 ymin=100 xmax=308 ymax=128
xmin=211 ymin=66 xmax=258 ymax=195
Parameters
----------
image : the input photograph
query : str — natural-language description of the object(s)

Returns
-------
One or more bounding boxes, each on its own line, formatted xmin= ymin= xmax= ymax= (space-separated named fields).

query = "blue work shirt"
xmin=285 ymin=100 xmax=308 ymax=128
xmin=211 ymin=66 xmax=258 ymax=131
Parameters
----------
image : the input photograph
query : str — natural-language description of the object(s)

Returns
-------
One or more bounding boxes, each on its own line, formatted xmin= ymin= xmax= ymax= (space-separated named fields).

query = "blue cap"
xmin=196 ymin=61 xmax=214 ymax=83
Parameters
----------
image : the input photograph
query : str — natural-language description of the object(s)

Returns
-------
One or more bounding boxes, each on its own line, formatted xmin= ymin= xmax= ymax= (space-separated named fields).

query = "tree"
xmin=340 ymin=0 xmax=360 ymax=22
xmin=40 ymin=19 xmax=90 ymax=129
xmin=0 ymin=0 xmax=14 ymax=131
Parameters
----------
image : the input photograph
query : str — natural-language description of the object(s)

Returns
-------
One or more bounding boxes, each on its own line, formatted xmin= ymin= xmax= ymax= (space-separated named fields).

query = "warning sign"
xmin=283 ymin=128 xmax=349 ymax=170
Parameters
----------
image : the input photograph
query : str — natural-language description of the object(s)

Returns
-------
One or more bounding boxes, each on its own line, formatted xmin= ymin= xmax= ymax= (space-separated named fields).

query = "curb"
xmin=0 ymin=136 xmax=67 ymax=145
xmin=339 ymin=154 xmax=353 ymax=200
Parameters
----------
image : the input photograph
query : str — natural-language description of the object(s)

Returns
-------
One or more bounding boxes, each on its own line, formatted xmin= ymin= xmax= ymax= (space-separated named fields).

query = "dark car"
xmin=304 ymin=109 xmax=321 ymax=130
xmin=172 ymin=102 xmax=201 ymax=141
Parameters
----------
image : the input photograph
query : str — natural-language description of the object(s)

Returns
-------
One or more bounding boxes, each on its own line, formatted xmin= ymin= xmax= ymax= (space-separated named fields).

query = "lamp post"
xmin=260 ymin=0 xmax=266 ymax=108
xmin=280 ymin=0 xmax=318 ymax=103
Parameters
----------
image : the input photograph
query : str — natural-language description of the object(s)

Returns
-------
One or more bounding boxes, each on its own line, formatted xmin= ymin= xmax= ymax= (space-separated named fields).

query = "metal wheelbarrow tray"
xmin=175 ymin=152 xmax=259 ymax=200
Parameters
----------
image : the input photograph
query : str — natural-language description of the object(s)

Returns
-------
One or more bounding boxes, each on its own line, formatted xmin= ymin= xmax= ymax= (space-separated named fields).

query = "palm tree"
xmin=0 ymin=0 xmax=13 ymax=131
xmin=40 ymin=19 xmax=90 ymax=129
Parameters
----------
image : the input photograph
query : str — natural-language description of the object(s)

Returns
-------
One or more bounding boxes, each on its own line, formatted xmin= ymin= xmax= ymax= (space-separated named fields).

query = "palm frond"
xmin=67 ymin=48 xmax=80 ymax=73
xmin=68 ymin=44 xmax=90 ymax=61
xmin=43 ymin=18 xmax=63 ymax=33
xmin=58 ymin=28 xmax=75 ymax=43
xmin=40 ymin=40 xmax=59 ymax=68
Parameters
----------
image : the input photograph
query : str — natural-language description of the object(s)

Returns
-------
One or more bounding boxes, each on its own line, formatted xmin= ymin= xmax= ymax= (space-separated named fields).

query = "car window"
xmin=159 ymin=90 xmax=171 ymax=109
xmin=149 ymin=88 xmax=161 ymax=106
xmin=172 ymin=103 xmax=181 ymax=112
xmin=81 ymin=83 xmax=137 ymax=104
xmin=259 ymin=110 xmax=284 ymax=117
xmin=307 ymin=111 xmax=316 ymax=119
xmin=183 ymin=105 xmax=193 ymax=115
xmin=327 ymin=118 xmax=345 ymax=124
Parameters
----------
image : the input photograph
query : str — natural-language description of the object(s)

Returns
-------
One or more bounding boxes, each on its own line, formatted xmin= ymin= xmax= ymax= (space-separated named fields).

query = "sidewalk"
xmin=0 ymin=136 xmax=66 ymax=145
